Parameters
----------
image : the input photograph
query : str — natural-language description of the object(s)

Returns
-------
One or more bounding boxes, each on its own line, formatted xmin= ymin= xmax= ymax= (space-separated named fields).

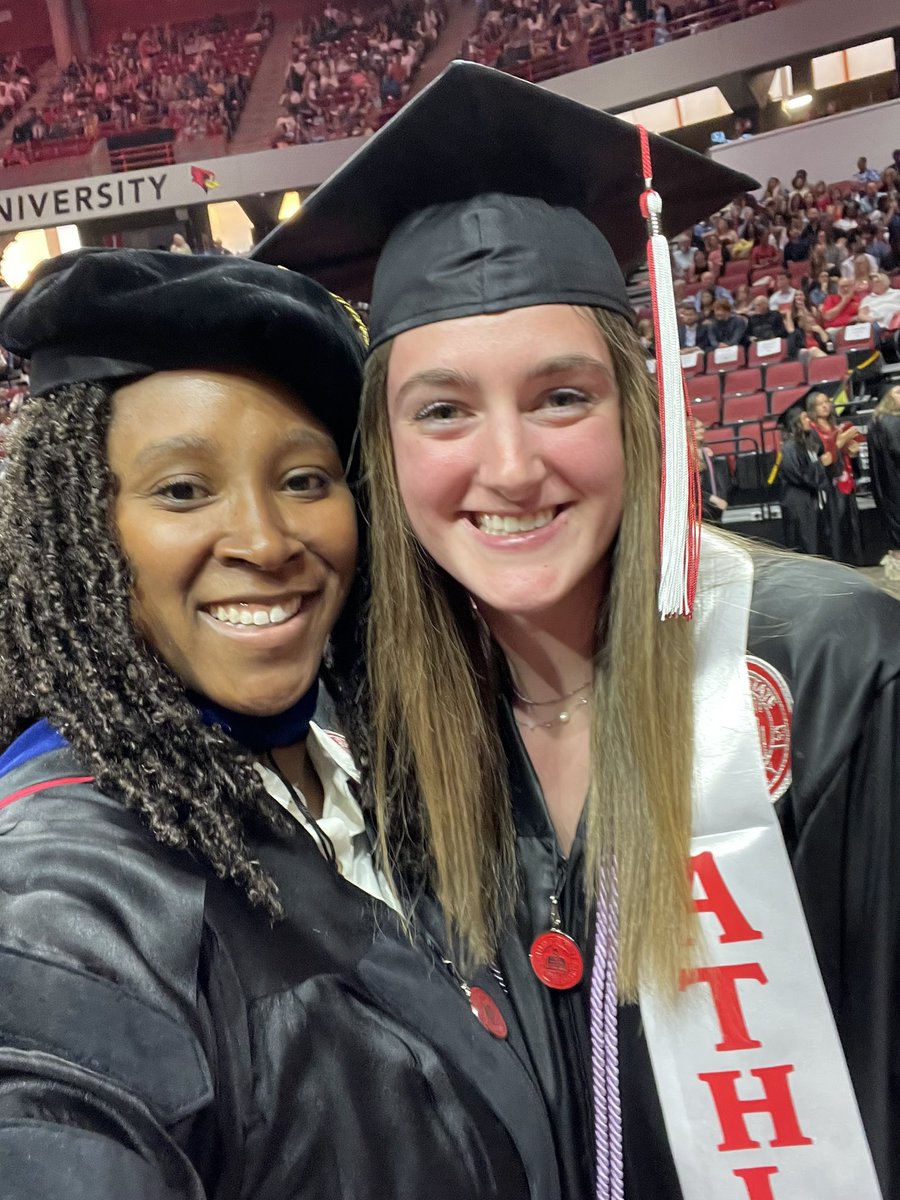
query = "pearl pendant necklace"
xmin=515 ymin=694 xmax=590 ymax=731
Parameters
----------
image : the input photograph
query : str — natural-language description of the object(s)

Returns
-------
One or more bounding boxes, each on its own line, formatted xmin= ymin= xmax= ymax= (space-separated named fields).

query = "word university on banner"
xmin=640 ymin=533 xmax=882 ymax=1200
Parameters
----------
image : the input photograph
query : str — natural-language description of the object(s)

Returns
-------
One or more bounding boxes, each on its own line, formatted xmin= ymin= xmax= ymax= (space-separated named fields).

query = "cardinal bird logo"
xmin=191 ymin=166 xmax=220 ymax=193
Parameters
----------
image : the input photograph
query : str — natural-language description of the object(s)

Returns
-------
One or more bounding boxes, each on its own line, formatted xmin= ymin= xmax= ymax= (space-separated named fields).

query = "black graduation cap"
xmin=253 ymin=60 xmax=758 ymax=350
xmin=0 ymin=248 xmax=366 ymax=462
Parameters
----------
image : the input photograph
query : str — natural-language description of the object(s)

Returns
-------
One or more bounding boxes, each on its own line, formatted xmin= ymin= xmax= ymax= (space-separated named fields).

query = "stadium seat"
xmin=723 ymin=393 xmax=767 ymax=424
xmin=787 ymin=260 xmax=810 ymax=282
xmin=806 ymin=353 xmax=849 ymax=386
xmin=730 ymin=422 xmax=763 ymax=451
xmin=835 ymin=323 xmax=876 ymax=352
xmin=748 ymin=338 xmax=787 ymax=368
xmin=691 ymin=398 xmax=721 ymax=427
xmin=680 ymin=348 xmax=705 ymax=377
xmin=764 ymin=361 xmax=804 ymax=391
xmin=709 ymin=345 xmax=746 ymax=372
xmin=769 ymin=386 xmax=810 ymax=415
xmin=721 ymin=262 xmax=750 ymax=284
xmin=751 ymin=267 xmax=777 ymax=284
xmin=687 ymin=374 xmax=722 ymax=403
xmin=723 ymin=368 xmax=762 ymax=398
xmin=749 ymin=284 xmax=771 ymax=300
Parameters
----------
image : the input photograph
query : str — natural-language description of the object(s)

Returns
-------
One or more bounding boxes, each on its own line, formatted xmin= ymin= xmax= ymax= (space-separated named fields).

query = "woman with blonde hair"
xmin=258 ymin=62 xmax=900 ymax=1200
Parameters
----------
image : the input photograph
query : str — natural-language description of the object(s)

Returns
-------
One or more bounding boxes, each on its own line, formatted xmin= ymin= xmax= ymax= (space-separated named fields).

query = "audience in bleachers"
xmin=655 ymin=151 xmax=900 ymax=560
xmin=462 ymin=0 xmax=775 ymax=84
xmin=272 ymin=0 xmax=445 ymax=145
xmin=3 ymin=11 xmax=266 ymax=165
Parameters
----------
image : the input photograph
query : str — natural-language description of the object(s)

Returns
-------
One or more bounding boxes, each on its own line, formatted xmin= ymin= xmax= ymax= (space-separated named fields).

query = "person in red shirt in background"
xmin=821 ymin=276 xmax=862 ymax=328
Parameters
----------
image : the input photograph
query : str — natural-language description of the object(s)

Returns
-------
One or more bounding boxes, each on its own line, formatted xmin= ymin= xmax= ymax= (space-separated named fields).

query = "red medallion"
xmin=469 ymin=987 xmax=508 ymax=1038
xmin=746 ymin=656 xmax=793 ymax=802
xmin=529 ymin=930 xmax=584 ymax=989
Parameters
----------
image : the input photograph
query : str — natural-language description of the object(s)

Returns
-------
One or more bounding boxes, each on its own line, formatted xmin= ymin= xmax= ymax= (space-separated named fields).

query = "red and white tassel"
xmin=637 ymin=125 xmax=701 ymax=620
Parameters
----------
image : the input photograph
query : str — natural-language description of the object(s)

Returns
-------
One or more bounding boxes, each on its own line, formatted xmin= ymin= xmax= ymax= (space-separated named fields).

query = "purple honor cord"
xmin=590 ymin=864 xmax=625 ymax=1199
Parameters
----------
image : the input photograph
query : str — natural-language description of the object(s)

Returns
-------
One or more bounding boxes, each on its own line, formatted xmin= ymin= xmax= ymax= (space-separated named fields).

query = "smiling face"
xmin=110 ymin=370 xmax=357 ymax=715
xmin=385 ymin=305 xmax=624 ymax=623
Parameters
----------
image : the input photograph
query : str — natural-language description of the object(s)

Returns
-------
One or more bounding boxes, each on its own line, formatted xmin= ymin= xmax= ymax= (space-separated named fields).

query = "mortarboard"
xmin=0 ymin=248 xmax=366 ymax=463
xmin=254 ymin=61 xmax=757 ymax=617
xmin=253 ymin=61 xmax=757 ymax=350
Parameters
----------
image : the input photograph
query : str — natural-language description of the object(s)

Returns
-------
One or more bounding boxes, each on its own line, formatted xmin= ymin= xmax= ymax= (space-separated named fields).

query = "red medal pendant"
xmin=469 ymin=986 xmax=508 ymax=1039
xmin=530 ymin=929 xmax=584 ymax=990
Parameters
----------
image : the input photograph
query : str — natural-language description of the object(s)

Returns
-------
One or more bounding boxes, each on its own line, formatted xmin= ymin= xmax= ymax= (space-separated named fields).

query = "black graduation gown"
xmin=868 ymin=413 xmax=900 ymax=546
xmin=779 ymin=436 xmax=828 ymax=554
xmin=0 ymin=727 xmax=558 ymax=1200
xmin=490 ymin=553 xmax=900 ymax=1200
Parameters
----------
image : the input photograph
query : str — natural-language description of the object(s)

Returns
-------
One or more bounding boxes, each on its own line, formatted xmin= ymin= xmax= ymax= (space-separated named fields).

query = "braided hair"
xmin=0 ymin=381 xmax=304 ymax=916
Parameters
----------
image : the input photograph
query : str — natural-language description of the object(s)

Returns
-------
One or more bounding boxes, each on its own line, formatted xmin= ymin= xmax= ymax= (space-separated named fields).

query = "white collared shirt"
xmin=255 ymin=723 xmax=401 ymax=914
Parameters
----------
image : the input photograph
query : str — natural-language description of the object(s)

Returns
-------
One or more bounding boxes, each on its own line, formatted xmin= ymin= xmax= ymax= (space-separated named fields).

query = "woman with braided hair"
xmin=0 ymin=249 xmax=549 ymax=1200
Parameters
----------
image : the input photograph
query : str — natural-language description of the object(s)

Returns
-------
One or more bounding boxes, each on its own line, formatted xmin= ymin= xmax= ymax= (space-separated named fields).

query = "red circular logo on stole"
xmin=746 ymin=656 xmax=793 ymax=802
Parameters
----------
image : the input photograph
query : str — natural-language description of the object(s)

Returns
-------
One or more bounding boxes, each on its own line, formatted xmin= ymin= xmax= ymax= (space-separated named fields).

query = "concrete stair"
xmin=228 ymin=19 xmax=297 ymax=155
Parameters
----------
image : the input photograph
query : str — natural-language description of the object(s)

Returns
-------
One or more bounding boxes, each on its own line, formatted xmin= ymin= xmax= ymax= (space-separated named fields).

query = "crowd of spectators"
xmin=272 ymin=0 xmax=445 ymax=146
xmin=662 ymin=155 xmax=900 ymax=363
xmin=4 ymin=10 xmax=270 ymax=164
xmin=0 ymin=54 xmax=37 ymax=136
xmin=462 ymin=0 xmax=771 ymax=79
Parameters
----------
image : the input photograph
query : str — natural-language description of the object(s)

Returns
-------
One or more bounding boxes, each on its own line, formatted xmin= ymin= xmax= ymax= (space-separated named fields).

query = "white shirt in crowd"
xmin=769 ymin=286 xmax=796 ymax=311
xmin=256 ymin=721 xmax=401 ymax=913
xmin=859 ymin=288 xmax=900 ymax=326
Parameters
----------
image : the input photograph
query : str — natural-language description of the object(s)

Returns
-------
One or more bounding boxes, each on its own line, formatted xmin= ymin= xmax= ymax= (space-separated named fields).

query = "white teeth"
xmin=476 ymin=508 xmax=555 ymax=535
xmin=207 ymin=597 xmax=303 ymax=628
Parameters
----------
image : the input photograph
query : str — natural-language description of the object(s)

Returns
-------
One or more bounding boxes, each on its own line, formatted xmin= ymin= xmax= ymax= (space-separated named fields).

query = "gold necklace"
xmin=514 ymin=694 xmax=591 ymax=730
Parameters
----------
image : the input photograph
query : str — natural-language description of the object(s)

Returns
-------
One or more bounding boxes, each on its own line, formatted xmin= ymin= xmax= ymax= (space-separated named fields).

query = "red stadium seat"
xmin=723 ymin=393 xmax=767 ymax=424
xmin=749 ymin=284 xmax=771 ymax=300
xmin=731 ymin=421 xmax=763 ymax=451
xmin=721 ymin=262 xmax=750 ymax=284
xmin=723 ymin=368 xmax=762 ymax=398
xmin=708 ymin=344 xmax=746 ymax=373
xmin=764 ymin=361 xmax=804 ymax=391
xmin=691 ymin=398 xmax=721 ymax=427
xmin=769 ymin=386 xmax=810 ymax=415
xmin=680 ymin=348 xmax=705 ymax=377
xmin=806 ymin=353 xmax=849 ymax=386
xmin=787 ymin=260 xmax=810 ymax=282
xmin=834 ymin=323 xmax=876 ymax=353
xmin=748 ymin=338 xmax=787 ymax=368
xmin=751 ymin=266 xmax=777 ymax=284
xmin=688 ymin=374 xmax=722 ymax=403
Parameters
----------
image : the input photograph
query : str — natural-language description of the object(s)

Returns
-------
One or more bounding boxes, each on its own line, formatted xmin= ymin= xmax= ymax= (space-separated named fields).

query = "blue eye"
xmin=544 ymin=389 xmax=590 ymax=408
xmin=414 ymin=401 xmax=462 ymax=422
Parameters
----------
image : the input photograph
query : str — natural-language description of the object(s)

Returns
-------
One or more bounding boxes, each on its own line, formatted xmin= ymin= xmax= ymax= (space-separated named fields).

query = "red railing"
xmin=472 ymin=0 xmax=776 ymax=85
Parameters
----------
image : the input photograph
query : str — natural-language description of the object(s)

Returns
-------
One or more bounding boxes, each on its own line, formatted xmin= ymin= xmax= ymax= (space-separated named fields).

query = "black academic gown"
xmin=0 ymin=727 xmax=558 ymax=1200
xmin=779 ymin=435 xmax=829 ymax=554
xmin=489 ymin=553 xmax=900 ymax=1200
xmin=868 ymin=413 xmax=900 ymax=546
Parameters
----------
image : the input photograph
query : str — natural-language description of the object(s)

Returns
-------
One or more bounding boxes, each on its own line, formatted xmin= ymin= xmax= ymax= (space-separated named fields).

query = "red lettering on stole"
xmin=691 ymin=852 xmax=763 ymax=944
xmin=733 ymin=1166 xmax=780 ymax=1199
xmin=697 ymin=1065 xmax=813 ymax=1151
xmin=680 ymin=963 xmax=768 ymax=1051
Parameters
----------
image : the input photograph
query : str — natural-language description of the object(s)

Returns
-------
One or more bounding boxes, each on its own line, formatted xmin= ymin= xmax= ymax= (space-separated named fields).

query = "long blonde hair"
xmin=359 ymin=307 xmax=695 ymax=999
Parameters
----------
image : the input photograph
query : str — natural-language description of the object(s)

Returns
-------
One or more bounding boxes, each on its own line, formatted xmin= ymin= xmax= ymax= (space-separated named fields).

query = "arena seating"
xmin=462 ymin=0 xmax=777 ymax=86
xmin=272 ymin=0 xmax=445 ymax=146
xmin=3 ymin=12 xmax=266 ymax=167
